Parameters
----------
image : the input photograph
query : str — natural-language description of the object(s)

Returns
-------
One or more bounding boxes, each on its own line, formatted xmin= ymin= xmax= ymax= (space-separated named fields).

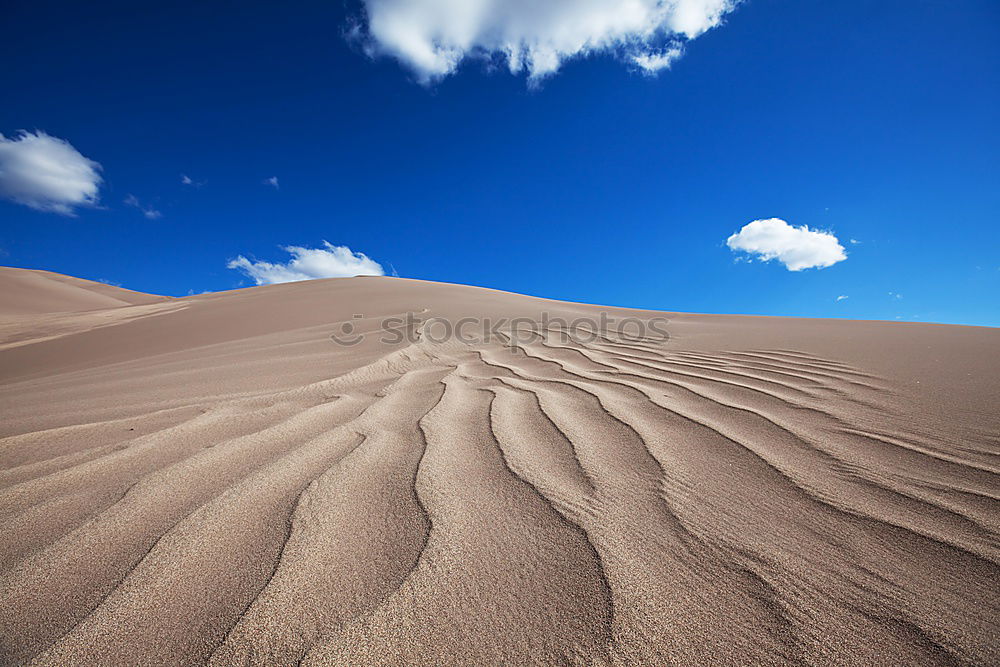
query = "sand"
xmin=0 ymin=267 xmax=997 ymax=666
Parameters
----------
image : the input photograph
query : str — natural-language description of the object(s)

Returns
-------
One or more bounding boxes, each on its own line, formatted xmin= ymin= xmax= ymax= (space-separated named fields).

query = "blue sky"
xmin=1 ymin=0 xmax=998 ymax=326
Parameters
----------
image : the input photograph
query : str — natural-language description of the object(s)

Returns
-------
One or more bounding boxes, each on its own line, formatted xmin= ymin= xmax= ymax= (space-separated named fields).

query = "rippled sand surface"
xmin=1 ymin=268 xmax=997 ymax=665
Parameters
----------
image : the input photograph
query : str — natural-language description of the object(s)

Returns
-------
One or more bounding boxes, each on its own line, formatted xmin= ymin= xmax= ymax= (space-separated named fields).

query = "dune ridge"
xmin=0 ymin=268 xmax=997 ymax=665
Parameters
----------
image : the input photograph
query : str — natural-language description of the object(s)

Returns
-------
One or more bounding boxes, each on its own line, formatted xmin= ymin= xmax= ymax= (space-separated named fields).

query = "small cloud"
xmin=726 ymin=218 xmax=847 ymax=271
xmin=850 ymin=238 xmax=861 ymax=245
xmin=836 ymin=295 xmax=849 ymax=302
xmin=633 ymin=48 xmax=683 ymax=74
xmin=0 ymin=130 xmax=103 ymax=215
xmin=264 ymin=176 xmax=279 ymax=189
xmin=96 ymin=277 xmax=121 ymax=287
xmin=124 ymin=194 xmax=162 ymax=219
xmin=181 ymin=174 xmax=193 ymax=185
xmin=227 ymin=241 xmax=385 ymax=285
xmin=889 ymin=291 xmax=903 ymax=299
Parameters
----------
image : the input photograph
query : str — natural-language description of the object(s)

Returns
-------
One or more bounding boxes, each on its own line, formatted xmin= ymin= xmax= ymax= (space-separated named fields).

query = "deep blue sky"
xmin=2 ymin=0 xmax=998 ymax=325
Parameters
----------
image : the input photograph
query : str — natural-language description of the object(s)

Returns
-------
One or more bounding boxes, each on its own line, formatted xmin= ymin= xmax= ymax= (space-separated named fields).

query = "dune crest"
xmin=0 ymin=268 xmax=997 ymax=665
xmin=0 ymin=267 xmax=170 ymax=316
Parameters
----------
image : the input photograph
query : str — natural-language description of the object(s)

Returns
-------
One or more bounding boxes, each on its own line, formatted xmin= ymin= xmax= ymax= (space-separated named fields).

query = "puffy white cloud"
xmin=264 ymin=176 xmax=279 ymax=189
xmin=0 ymin=130 xmax=102 ymax=215
xmin=227 ymin=241 xmax=385 ymax=285
xmin=727 ymin=218 xmax=847 ymax=271
xmin=358 ymin=0 xmax=738 ymax=82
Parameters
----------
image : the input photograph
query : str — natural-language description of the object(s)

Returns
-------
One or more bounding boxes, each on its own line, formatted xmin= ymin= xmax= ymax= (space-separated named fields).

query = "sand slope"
xmin=0 ymin=268 xmax=997 ymax=666
xmin=0 ymin=267 xmax=170 ymax=316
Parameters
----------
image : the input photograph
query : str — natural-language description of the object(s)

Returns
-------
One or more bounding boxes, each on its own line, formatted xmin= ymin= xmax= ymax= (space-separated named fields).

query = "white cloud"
xmin=836 ymin=295 xmax=849 ymax=302
xmin=727 ymin=218 xmax=847 ymax=271
xmin=124 ymin=194 xmax=162 ymax=220
xmin=358 ymin=0 xmax=738 ymax=82
xmin=634 ymin=47 xmax=683 ymax=73
xmin=181 ymin=174 xmax=193 ymax=185
xmin=0 ymin=130 xmax=102 ymax=215
xmin=264 ymin=176 xmax=279 ymax=189
xmin=227 ymin=241 xmax=385 ymax=285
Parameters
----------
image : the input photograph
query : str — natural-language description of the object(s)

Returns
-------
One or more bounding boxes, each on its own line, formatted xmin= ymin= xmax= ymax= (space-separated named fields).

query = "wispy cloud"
xmin=356 ymin=0 xmax=739 ymax=83
xmin=835 ymin=295 xmax=849 ymax=302
xmin=633 ymin=47 xmax=684 ymax=74
xmin=0 ymin=130 xmax=102 ymax=215
xmin=264 ymin=176 xmax=279 ymax=189
xmin=726 ymin=218 xmax=847 ymax=271
xmin=227 ymin=241 xmax=385 ymax=285
xmin=124 ymin=194 xmax=162 ymax=220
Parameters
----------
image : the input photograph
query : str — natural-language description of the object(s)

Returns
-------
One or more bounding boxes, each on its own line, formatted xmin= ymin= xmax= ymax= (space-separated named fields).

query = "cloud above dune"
xmin=727 ymin=218 xmax=847 ymax=271
xmin=357 ymin=0 xmax=738 ymax=82
xmin=0 ymin=131 xmax=102 ymax=215
xmin=227 ymin=242 xmax=385 ymax=285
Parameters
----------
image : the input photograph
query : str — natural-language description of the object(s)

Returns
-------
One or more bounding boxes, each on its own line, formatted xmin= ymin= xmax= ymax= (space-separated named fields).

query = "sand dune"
xmin=0 ymin=268 xmax=997 ymax=665
xmin=0 ymin=267 xmax=170 ymax=316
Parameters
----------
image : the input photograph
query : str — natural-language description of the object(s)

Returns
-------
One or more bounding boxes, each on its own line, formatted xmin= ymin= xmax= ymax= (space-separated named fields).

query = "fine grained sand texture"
xmin=0 ymin=268 xmax=997 ymax=666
